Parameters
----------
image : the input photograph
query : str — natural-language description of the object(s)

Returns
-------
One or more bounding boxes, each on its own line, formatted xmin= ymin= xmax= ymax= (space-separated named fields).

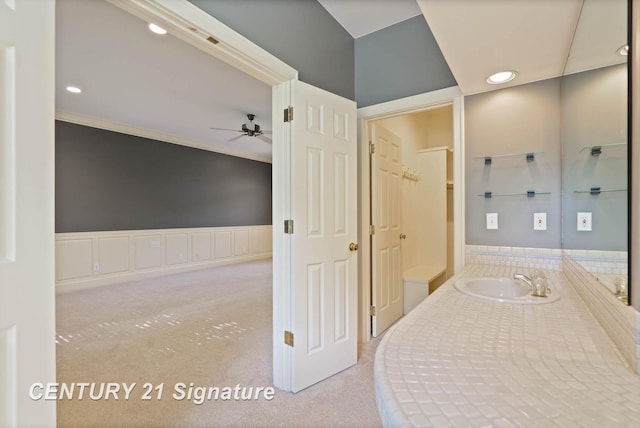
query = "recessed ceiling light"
xmin=65 ymin=86 xmax=82 ymax=94
xmin=148 ymin=23 xmax=167 ymax=35
xmin=617 ymin=44 xmax=629 ymax=56
xmin=486 ymin=70 xmax=518 ymax=85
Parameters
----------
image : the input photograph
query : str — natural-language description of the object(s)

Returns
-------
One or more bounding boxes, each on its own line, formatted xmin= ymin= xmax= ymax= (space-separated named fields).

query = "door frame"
xmin=105 ymin=0 xmax=301 ymax=390
xmin=357 ymin=87 xmax=466 ymax=342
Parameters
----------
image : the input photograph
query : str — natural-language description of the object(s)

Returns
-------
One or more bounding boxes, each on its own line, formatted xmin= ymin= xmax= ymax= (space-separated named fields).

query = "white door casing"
xmin=0 ymin=0 xmax=56 ymax=426
xmin=357 ymin=87 xmax=464 ymax=343
xmin=371 ymin=124 xmax=403 ymax=337
xmin=289 ymin=80 xmax=358 ymax=392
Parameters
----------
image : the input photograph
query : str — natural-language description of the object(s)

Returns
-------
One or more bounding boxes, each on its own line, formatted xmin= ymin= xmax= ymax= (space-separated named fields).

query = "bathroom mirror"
xmin=560 ymin=0 xmax=628 ymax=302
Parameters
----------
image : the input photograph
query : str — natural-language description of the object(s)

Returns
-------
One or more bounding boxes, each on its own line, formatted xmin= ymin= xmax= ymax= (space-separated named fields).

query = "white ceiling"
xmin=56 ymin=0 xmax=273 ymax=162
xmin=56 ymin=0 xmax=628 ymax=161
xmin=416 ymin=0 xmax=627 ymax=95
xmin=317 ymin=0 xmax=422 ymax=38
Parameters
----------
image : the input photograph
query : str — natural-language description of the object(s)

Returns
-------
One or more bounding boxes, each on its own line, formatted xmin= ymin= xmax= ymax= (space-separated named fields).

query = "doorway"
xmin=357 ymin=88 xmax=466 ymax=342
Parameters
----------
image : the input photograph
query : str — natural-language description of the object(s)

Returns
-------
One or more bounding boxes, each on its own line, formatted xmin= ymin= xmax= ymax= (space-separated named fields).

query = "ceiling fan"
xmin=210 ymin=113 xmax=272 ymax=144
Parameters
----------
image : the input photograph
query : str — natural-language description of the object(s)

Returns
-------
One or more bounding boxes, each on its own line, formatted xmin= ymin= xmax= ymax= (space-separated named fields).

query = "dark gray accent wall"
xmin=355 ymin=16 xmax=457 ymax=108
xmin=465 ymin=78 xmax=562 ymax=249
xmin=561 ymin=64 xmax=628 ymax=251
xmin=188 ymin=0 xmax=354 ymax=100
xmin=55 ymin=121 xmax=272 ymax=232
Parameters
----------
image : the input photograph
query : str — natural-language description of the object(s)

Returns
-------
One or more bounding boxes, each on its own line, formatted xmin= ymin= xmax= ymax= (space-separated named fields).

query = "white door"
xmin=0 ymin=1 xmax=56 ymax=426
xmin=371 ymin=124 xmax=403 ymax=337
xmin=289 ymin=80 xmax=357 ymax=392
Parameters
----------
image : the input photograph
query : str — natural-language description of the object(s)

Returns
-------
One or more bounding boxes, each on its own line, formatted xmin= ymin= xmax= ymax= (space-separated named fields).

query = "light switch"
xmin=486 ymin=213 xmax=498 ymax=230
xmin=577 ymin=212 xmax=592 ymax=231
xmin=533 ymin=213 xmax=547 ymax=231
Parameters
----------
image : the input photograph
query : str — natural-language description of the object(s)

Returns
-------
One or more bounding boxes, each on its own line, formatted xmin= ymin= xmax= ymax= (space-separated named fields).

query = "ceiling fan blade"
xmin=210 ymin=127 xmax=242 ymax=132
xmin=257 ymin=135 xmax=272 ymax=144
xmin=229 ymin=133 xmax=246 ymax=142
xmin=261 ymin=130 xmax=272 ymax=135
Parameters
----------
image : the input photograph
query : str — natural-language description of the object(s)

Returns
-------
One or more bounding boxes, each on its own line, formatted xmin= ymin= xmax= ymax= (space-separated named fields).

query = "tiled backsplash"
xmin=563 ymin=249 xmax=628 ymax=276
xmin=465 ymin=245 xmax=562 ymax=270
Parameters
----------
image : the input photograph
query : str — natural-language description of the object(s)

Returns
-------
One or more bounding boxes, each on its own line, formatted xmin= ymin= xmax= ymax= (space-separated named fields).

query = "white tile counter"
xmin=374 ymin=265 xmax=640 ymax=427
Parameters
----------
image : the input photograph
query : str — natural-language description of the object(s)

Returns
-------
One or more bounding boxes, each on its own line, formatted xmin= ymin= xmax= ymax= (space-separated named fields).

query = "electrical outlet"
xmin=533 ymin=213 xmax=547 ymax=231
xmin=93 ymin=263 xmax=100 ymax=272
xmin=577 ymin=212 xmax=592 ymax=231
xmin=486 ymin=213 xmax=498 ymax=230
xmin=150 ymin=240 xmax=161 ymax=248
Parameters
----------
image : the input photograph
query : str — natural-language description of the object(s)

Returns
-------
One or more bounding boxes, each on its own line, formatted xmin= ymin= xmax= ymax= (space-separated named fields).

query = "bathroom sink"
xmin=454 ymin=278 xmax=560 ymax=304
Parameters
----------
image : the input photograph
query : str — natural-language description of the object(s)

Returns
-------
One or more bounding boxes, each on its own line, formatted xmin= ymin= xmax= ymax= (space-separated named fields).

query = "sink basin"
xmin=454 ymin=278 xmax=560 ymax=304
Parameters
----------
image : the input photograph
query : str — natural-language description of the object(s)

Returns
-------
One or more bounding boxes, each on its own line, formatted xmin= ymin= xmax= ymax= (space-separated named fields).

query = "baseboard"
xmin=56 ymin=253 xmax=271 ymax=293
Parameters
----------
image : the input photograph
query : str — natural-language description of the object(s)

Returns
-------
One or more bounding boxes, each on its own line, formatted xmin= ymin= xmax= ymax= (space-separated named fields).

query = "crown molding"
xmin=55 ymin=110 xmax=272 ymax=164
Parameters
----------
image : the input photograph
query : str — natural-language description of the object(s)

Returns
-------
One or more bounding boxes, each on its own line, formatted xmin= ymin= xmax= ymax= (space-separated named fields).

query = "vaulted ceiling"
xmin=56 ymin=0 xmax=627 ymax=161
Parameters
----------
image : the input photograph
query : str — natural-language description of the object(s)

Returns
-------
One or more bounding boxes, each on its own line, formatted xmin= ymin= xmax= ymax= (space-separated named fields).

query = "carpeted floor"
xmin=55 ymin=259 xmax=383 ymax=428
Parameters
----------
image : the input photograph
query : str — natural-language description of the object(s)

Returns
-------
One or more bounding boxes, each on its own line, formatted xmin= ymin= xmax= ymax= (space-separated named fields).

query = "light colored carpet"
xmin=56 ymin=259 xmax=383 ymax=428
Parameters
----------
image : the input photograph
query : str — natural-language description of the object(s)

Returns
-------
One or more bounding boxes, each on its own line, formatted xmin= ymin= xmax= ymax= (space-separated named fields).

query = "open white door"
xmin=288 ymin=80 xmax=357 ymax=392
xmin=0 ymin=1 xmax=56 ymax=426
xmin=371 ymin=124 xmax=403 ymax=337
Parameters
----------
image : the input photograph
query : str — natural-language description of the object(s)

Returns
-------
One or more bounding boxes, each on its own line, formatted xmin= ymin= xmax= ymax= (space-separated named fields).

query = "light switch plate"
xmin=486 ymin=213 xmax=498 ymax=230
xmin=533 ymin=213 xmax=547 ymax=230
xmin=577 ymin=212 xmax=592 ymax=231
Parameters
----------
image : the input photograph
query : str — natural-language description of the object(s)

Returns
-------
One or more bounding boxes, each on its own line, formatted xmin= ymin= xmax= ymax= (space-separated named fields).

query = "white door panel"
xmin=291 ymin=80 xmax=357 ymax=392
xmin=371 ymin=125 xmax=403 ymax=337
xmin=0 ymin=0 xmax=56 ymax=426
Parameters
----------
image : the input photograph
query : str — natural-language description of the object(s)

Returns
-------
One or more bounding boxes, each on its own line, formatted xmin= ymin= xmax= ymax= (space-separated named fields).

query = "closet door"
xmin=371 ymin=124 xmax=403 ymax=337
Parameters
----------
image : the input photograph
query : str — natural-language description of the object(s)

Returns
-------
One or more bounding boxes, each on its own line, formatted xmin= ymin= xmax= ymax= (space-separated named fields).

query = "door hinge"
xmin=370 ymin=306 xmax=376 ymax=316
xmin=284 ymin=106 xmax=294 ymax=122
xmin=369 ymin=143 xmax=375 ymax=155
xmin=369 ymin=225 xmax=375 ymax=236
xmin=284 ymin=219 xmax=294 ymax=234
xmin=284 ymin=330 xmax=294 ymax=347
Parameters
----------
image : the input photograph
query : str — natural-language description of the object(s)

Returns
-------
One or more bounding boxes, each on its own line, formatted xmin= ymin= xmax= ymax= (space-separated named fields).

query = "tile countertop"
xmin=374 ymin=264 xmax=640 ymax=427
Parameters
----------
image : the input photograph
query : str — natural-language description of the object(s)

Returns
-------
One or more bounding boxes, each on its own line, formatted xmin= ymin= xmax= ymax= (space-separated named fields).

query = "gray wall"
xmin=561 ymin=64 xmax=628 ymax=251
xmin=465 ymin=78 xmax=563 ymax=249
xmin=189 ymin=0 xmax=355 ymax=100
xmin=188 ymin=2 xmax=457 ymax=107
xmin=355 ymin=16 xmax=457 ymax=108
xmin=55 ymin=121 xmax=272 ymax=233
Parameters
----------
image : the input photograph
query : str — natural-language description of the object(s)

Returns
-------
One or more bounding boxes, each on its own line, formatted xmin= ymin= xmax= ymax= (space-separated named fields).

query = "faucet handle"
xmin=532 ymin=277 xmax=550 ymax=297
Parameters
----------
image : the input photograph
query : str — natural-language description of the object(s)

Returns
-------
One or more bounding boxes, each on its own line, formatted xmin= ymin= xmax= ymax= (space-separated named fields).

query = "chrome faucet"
xmin=514 ymin=273 xmax=550 ymax=297
xmin=513 ymin=273 xmax=532 ymax=287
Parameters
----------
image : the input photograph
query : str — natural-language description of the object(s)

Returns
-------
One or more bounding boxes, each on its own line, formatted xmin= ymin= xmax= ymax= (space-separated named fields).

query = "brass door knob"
xmin=349 ymin=242 xmax=359 ymax=252
xmin=400 ymin=234 xmax=407 ymax=240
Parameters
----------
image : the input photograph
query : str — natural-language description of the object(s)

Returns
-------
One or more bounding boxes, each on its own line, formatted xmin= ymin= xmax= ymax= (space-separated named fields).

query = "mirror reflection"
xmin=560 ymin=0 xmax=628 ymax=302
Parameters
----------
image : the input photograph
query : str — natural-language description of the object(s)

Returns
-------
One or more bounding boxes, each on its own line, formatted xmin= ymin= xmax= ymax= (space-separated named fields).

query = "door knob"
xmin=400 ymin=234 xmax=407 ymax=240
xmin=349 ymin=242 xmax=359 ymax=252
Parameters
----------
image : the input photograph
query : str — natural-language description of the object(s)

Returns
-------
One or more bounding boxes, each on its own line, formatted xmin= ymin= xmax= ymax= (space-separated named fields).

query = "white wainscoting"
xmin=56 ymin=226 xmax=272 ymax=292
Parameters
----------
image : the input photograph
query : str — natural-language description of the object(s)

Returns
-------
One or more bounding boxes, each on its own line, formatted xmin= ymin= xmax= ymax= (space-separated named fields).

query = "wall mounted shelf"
xmin=479 ymin=190 xmax=551 ymax=198
xmin=473 ymin=151 xmax=544 ymax=165
xmin=579 ymin=142 xmax=627 ymax=156
xmin=574 ymin=187 xmax=627 ymax=195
